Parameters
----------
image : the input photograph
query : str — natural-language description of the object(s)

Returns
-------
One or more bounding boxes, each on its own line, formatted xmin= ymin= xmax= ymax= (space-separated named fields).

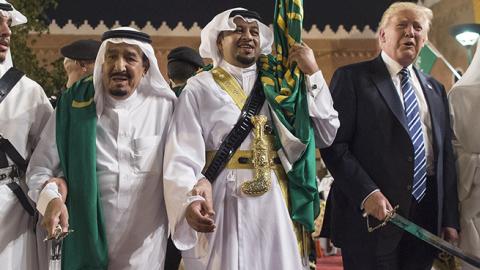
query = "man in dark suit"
xmin=321 ymin=2 xmax=459 ymax=269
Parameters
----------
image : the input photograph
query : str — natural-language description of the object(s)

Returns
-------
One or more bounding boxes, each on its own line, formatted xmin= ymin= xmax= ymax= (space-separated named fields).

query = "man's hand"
xmin=185 ymin=178 xmax=216 ymax=233
xmin=43 ymin=177 xmax=68 ymax=202
xmin=442 ymin=227 xmax=459 ymax=244
xmin=363 ymin=191 xmax=393 ymax=221
xmin=288 ymin=42 xmax=319 ymax=75
xmin=42 ymin=198 xmax=69 ymax=238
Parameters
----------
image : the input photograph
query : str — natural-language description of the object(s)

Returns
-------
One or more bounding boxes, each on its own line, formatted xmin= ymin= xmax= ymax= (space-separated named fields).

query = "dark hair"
xmin=167 ymin=61 xmax=198 ymax=83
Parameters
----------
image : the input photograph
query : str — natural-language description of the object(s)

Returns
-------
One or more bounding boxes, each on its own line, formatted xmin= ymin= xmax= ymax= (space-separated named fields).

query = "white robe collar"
xmin=217 ymin=59 xmax=257 ymax=91
xmin=97 ymin=87 xmax=147 ymax=118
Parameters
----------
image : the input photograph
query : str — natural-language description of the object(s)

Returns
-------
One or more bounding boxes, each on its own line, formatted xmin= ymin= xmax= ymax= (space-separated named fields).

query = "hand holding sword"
xmin=362 ymin=191 xmax=393 ymax=221
xmin=41 ymin=177 xmax=73 ymax=269
xmin=41 ymin=177 xmax=69 ymax=237
xmin=363 ymin=205 xmax=479 ymax=268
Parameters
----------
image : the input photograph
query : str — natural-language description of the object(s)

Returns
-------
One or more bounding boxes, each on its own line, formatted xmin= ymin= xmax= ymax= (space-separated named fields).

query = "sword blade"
xmin=389 ymin=213 xmax=480 ymax=268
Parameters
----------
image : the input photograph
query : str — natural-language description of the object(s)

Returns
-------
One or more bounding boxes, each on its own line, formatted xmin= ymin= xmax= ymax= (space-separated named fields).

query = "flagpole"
xmin=426 ymin=42 xmax=462 ymax=80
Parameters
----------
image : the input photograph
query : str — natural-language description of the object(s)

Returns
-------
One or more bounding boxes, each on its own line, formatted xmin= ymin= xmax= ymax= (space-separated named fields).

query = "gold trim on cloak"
xmin=211 ymin=67 xmax=247 ymax=110
xmin=209 ymin=67 xmax=311 ymax=263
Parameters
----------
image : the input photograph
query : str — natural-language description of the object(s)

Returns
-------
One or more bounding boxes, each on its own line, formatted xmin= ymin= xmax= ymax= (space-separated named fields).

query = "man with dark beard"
xmin=27 ymin=27 xmax=176 ymax=269
xmin=163 ymin=8 xmax=339 ymax=270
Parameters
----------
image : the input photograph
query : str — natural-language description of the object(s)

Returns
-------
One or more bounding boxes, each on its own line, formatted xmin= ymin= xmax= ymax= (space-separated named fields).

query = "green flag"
xmin=259 ymin=0 xmax=319 ymax=232
xmin=415 ymin=43 xmax=438 ymax=74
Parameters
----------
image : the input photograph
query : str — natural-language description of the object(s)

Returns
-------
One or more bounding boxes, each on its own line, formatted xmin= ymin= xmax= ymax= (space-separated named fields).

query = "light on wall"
xmin=455 ymin=31 xmax=479 ymax=46
xmin=450 ymin=23 xmax=480 ymax=64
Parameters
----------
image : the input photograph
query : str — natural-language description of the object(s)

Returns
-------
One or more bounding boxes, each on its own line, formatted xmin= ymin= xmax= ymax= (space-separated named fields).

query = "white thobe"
xmin=164 ymin=61 xmax=339 ymax=270
xmin=448 ymin=85 xmax=480 ymax=270
xmin=27 ymin=88 xmax=174 ymax=270
xmin=0 ymin=72 xmax=52 ymax=270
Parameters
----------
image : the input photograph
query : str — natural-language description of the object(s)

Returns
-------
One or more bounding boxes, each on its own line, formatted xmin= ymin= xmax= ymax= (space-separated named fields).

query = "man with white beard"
xmin=27 ymin=27 xmax=176 ymax=269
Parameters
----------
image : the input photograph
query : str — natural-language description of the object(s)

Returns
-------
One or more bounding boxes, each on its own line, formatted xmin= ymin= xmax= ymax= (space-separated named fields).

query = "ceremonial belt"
xmin=203 ymin=67 xmax=266 ymax=183
xmin=204 ymin=148 xmax=289 ymax=201
xmin=204 ymin=149 xmax=281 ymax=170
xmin=0 ymin=68 xmax=35 ymax=217
xmin=205 ymin=148 xmax=309 ymax=258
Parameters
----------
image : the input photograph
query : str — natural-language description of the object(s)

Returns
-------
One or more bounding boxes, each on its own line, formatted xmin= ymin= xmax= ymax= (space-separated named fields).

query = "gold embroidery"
xmin=72 ymin=98 xmax=93 ymax=108
xmin=211 ymin=67 xmax=247 ymax=110
xmin=240 ymin=115 xmax=273 ymax=196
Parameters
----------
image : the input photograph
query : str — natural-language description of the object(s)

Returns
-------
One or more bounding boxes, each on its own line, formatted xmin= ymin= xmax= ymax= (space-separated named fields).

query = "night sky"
xmin=46 ymin=0 xmax=415 ymax=32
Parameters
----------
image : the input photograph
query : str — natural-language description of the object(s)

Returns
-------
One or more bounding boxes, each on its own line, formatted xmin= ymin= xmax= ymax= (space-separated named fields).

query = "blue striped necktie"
xmin=399 ymin=68 xmax=427 ymax=202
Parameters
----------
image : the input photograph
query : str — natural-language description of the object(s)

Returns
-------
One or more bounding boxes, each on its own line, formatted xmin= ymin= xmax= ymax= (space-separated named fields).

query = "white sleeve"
xmin=26 ymin=112 xmax=63 ymax=213
xmin=27 ymin=83 xmax=54 ymax=155
xmin=305 ymin=70 xmax=340 ymax=148
xmin=163 ymin=85 xmax=207 ymax=250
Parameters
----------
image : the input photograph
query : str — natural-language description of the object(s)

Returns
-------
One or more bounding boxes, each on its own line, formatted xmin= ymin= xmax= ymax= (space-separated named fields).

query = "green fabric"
xmin=415 ymin=44 xmax=437 ymax=74
xmin=259 ymin=0 xmax=319 ymax=232
xmin=56 ymin=76 xmax=108 ymax=270
xmin=172 ymin=85 xmax=185 ymax=97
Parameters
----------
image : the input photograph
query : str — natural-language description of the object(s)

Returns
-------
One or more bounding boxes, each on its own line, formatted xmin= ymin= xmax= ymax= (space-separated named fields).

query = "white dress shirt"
xmin=381 ymin=51 xmax=434 ymax=175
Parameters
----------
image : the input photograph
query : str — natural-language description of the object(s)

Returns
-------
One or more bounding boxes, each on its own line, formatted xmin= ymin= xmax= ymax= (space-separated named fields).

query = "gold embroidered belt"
xmin=204 ymin=149 xmax=310 ymax=260
xmin=205 ymin=150 xmax=281 ymax=170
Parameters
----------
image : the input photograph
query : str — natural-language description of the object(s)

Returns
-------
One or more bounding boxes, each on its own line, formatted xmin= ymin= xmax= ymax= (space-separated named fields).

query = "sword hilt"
xmin=365 ymin=205 xmax=399 ymax=232
xmin=43 ymin=225 xmax=74 ymax=262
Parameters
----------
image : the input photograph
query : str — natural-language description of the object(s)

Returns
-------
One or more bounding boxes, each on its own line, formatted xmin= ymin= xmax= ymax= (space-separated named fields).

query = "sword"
xmin=366 ymin=206 xmax=480 ymax=268
xmin=44 ymin=225 xmax=74 ymax=270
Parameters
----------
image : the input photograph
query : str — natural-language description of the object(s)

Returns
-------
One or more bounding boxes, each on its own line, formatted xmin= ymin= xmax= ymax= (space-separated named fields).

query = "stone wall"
xmin=26 ymin=24 xmax=379 ymax=85
xmin=27 ymin=0 xmax=476 ymax=90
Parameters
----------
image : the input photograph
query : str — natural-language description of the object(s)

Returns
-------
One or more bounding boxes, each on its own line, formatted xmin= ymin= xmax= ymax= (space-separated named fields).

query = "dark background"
xmin=47 ymin=0 xmax=416 ymax=31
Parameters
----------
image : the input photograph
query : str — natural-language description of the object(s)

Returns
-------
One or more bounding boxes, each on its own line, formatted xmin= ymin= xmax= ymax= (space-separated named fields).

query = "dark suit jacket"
xmin=321 ymin=55 xmax=459 ymax=255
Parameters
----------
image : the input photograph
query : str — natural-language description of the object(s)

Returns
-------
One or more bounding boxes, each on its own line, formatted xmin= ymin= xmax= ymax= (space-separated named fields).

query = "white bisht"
xmin=448 ymin=41 xmax=480 ymax=270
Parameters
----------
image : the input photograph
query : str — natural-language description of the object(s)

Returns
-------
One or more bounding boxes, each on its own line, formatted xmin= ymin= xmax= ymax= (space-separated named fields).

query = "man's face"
xmin=0 ymin=15 xmax=12 ymax=63
xmin=379 ymin=9 xmax=428 ymax=67
xmin=101 ymin=42 xmax=148 ymax=99
xmin=217 ymin=17 xmax=261 ymax=68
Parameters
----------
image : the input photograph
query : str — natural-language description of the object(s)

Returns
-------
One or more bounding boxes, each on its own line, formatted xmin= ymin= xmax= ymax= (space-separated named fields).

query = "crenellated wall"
xmin=26 ymin=20 xmax=380 ymax=85
xmin=27 ymin=0 xmax=475 ymax=91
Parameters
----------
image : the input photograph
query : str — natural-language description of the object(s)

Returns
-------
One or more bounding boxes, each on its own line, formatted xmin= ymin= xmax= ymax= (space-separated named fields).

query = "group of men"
xmin=1 ymin=0 xmax=477 ymax=269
